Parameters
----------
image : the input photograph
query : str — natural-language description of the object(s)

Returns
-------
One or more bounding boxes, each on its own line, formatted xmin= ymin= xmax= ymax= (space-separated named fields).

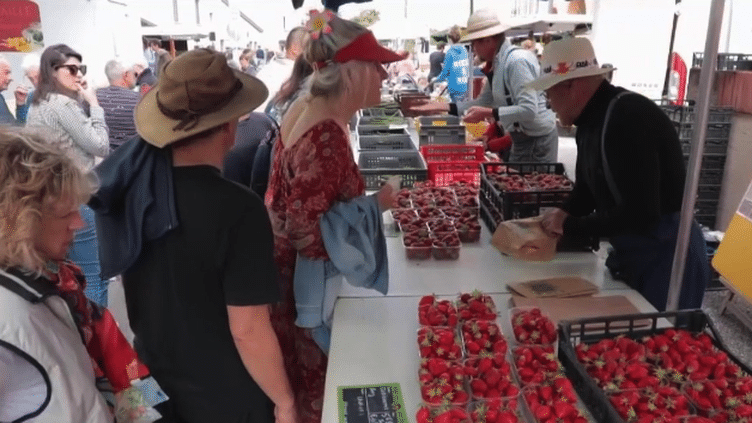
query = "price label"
xmin=337 ymin=383 xmax=407 ymax=423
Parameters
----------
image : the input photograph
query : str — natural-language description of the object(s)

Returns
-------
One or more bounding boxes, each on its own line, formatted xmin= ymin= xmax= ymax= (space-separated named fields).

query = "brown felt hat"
xmin=135 ymin=48 xmax=268 ymax=147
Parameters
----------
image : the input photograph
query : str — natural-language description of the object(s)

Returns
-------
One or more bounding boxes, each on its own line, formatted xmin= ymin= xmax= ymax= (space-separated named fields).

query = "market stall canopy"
xmin=504 ymin=14 xmax=593 ymax=38
xmin=368 ymin=16 xmax=429 ymax=41
xmin=140 ymin=23 xmax=209 ymax=41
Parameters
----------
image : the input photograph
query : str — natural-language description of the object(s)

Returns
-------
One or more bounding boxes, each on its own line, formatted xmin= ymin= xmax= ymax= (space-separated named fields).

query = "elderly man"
xmin=411 ymin=9 xmax=558 ymax=162
xmin=534 ymin=37 xmax=709 ymax=311
xmin=255 ymin=26 xmax=307 ymax=113
xmin=0 ymin=55 xmax=19 ymax=126
xmin=12 ymin=53 xmax=40 ymax=124
xmin=90 ymin=49 xmax=298 ymax=423
xmin=96 ymin=59 xmax=140 ymax=150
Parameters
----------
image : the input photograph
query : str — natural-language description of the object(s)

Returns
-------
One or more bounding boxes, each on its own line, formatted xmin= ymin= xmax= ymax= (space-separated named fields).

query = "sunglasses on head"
xmin=55 ymin=64 xmax=87 ymax=76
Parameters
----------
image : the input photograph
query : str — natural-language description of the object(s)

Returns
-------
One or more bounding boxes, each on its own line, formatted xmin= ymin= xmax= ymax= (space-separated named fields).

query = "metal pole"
xmin=665 ymin=0 xmax=725 ymax=311
xmin=661 ymin=0 xmax=681 ymax=99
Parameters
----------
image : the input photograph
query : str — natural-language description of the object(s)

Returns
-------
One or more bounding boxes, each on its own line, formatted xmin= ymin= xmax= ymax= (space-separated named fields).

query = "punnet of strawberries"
xmin=513 ymin=345 xmax=564 ymax=386
xmin=415 ymin=404 xmax=471 ymax=423
xmin=457 ymin=291 xmax=497 ymax=321
xmin=463 ymin=352 xmax=519 ymax=400
xmin=418 ymin=326 xmax=464 ymax=360
xmin=418 ymin=357 xmax=470 ymax=405
xmin=608 ymin=386 xmax=692 ymax=422
xmin=393 ymin=189 xmax=413 ymax=208
xmin=684 ymin=376 xmax=752 ymax=420
xmin=419 ymin=295 xmax=459 ymax=327
xmin=469 ymin=397 xmax=523 ymax=423
xmin=523 ymin=376 xmax=588 ymax=423
xmin=461 ymin=320 xmax=507 ymax=357
xmin=510 ymin=307 xmax=557 ymax=345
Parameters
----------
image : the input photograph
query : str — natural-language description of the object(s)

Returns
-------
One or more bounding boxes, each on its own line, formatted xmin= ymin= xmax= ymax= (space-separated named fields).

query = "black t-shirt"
xmin=123 ymin=165 xmax=279 ymax=422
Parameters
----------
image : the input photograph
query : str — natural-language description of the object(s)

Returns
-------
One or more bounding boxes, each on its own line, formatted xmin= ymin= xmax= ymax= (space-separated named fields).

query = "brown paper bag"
xmin=491 ymin=216 xmax=558 ymax=262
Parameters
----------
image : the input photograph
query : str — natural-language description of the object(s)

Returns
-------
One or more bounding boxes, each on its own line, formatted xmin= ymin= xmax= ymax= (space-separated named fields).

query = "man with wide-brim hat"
xmin=535 ymin=37 xmax=709 ymax=312
xmin=91 ymin=48 xmax=299 ymax=423
xmin=408 ymin=8 xmax=558 ymax=163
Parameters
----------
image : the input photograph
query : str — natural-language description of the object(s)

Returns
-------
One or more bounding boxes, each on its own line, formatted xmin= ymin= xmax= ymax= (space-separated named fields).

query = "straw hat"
xmin=135 ymin=48 xmax=268 ymax=148
xmin=526 ymin=37 xmax=616 ymax=91
xmin=459 ymin=9 xmax=514 ymax=43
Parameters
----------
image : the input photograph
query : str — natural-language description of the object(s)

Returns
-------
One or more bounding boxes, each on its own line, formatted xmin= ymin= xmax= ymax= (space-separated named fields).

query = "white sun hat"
xmin=526 ymin=37 xmax=616 ymax=91
xmin=459 ymin=9 xmax=514 ymax=43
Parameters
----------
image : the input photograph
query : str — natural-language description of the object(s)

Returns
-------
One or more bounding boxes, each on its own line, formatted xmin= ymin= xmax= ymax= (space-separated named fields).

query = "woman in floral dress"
xmin=264 ymin=11 xmax=406 ymax=423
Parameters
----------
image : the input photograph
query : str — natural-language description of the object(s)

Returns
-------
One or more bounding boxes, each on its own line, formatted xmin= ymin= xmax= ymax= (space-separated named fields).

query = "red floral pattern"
xmin=266 ymin=119 xmax=365 ymax=423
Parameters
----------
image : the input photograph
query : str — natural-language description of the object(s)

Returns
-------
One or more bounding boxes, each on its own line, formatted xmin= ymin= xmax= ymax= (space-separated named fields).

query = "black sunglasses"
xmin=55 ymin=64 xmax=87 ymax=76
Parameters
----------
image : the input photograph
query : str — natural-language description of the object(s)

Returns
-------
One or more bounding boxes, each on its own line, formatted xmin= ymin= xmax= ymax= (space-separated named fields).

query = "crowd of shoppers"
xmin=0 ymin=6 xmax=710 ymax=423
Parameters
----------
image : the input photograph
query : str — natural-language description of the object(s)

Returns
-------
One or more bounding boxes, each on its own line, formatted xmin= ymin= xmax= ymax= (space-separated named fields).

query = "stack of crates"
xmin=659 ymin=102 xmax=733 ymax=230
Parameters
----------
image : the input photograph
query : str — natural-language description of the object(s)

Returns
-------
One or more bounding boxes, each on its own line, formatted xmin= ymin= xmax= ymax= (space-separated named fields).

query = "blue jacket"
xmin=88 ymin=137 xmax=177 ymax=279
xmin=293 ymin=194 xmax=388 ymax=353
xmin=434 ymin=44 xmax=469 ymax=102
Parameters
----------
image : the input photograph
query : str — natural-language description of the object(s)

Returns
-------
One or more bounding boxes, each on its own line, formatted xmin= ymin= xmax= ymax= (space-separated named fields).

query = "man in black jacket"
xmin=532 ymin=37 xmax=709 ymax=311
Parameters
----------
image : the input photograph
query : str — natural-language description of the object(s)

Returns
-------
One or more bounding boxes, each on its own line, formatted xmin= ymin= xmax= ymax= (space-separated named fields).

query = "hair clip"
xmin=306 ymin=9 xmax=335 ymax=40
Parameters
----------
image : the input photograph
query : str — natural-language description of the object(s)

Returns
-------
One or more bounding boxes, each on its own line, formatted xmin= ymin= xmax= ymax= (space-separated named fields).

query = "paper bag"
xmin=491 ymin=216 xmax=558 ymax=262
xmin=507 ymin=277 xmax=599 ymax=298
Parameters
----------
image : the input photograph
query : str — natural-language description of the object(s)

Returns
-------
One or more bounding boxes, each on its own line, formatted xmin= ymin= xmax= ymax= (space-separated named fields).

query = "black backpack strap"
xmin=601 ymin=91 xmax=635 ymax=206
xmin=0 ymin=268 xmax=44 ymax=303
xmin=501 ymin=47 xmax=522 ymax=131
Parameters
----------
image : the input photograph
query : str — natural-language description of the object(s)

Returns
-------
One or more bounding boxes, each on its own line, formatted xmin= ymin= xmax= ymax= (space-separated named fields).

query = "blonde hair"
xmin=303 ymin=14 xmax=369 ymax=99
xmin=0 ymin=127 xmax=97 ymax=273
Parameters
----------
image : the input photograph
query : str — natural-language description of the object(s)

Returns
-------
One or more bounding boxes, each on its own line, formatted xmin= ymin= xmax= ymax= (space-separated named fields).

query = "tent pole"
xmin=665 ymin=0 xmax=725 ymax=311
xmin=661 ymin=0 xmax=681 ymax=100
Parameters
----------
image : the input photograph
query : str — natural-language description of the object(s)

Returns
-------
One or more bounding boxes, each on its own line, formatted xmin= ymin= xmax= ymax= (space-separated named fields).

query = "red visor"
xmin=333 ymin=32 xmax=407 ymax=64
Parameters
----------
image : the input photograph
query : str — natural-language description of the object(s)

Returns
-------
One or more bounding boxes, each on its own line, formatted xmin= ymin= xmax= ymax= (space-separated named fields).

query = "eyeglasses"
xmin=55 ymin=64 xmax=87 ymax=76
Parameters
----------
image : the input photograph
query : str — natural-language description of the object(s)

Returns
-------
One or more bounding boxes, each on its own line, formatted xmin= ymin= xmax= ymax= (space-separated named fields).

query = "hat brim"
xmin=459 ymin=23 xmax=512 ymax=43
xmin=526 ymin=67 xmax=616 ymax=91
xmin=134 ymin=70 xmax=269 ymax=148
xmin=334 ymin=32 xmax=408 ymax=64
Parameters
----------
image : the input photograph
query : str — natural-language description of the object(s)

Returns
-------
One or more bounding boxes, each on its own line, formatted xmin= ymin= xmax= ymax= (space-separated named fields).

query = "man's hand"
xmin=14 ymin=85 xmax=29 ymax=105
xmin=462 ymin=106 xmax=493 ymax=124
xmin=541 ymin=208 xmax=568 ymax=238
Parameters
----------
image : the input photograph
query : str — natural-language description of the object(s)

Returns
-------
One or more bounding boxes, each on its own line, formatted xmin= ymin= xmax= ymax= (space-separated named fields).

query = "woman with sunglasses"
xmin=27 ymin=44 xmax=109 ymax=169
xmin=27 ymin=44 xmax=111 ymax=307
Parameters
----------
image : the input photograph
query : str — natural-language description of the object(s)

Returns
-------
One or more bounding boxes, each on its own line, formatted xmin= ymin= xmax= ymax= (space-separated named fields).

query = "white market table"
xmin=338 ymin=225 xmax=630 ymax=297
xmin=321 ymin=290 xmax=658 ymax=423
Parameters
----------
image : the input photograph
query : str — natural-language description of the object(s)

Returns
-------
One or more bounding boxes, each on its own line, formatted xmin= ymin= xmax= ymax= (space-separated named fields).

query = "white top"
xmin=255 ymin=57 xmax=295 ymax=113
xmin=26 ymin=93 xmax=110 ymax=171
xmin=0 ymin=345 xmax=47 ymax=422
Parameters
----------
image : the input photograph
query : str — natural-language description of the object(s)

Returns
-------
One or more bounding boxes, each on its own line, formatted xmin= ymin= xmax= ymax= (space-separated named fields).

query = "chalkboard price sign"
xmin=337 ymin=383 xmax=407 ymax=423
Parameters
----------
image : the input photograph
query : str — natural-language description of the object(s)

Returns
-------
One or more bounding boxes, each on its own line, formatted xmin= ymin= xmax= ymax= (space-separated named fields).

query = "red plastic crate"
xmin=421 ymin=145 xmax=485 ymax=186
xmin=420 ymin=145 xmax=485 ymax=162
xmin=427 ymin=161 xmax=483 ymax=186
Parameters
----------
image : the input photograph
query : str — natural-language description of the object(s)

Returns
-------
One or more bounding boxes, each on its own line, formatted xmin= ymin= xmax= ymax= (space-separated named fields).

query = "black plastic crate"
xmin=695 ymin=214 xmax=718 ymax=229
xmin=695 ymin=198 xmax=719 ymax=216
xmin=360 ymin=105 xmax=402 ymax=117
xmin=357 ymin=150 xmax=427 ymax=189
xmin=357 ymin=115 xmax=408 ymax=127
xmin=480 ymin=162 xmax=573 ymax=221
xmin=696 ymin=183 xmax=722 ymax=201
xmin=358 ymin=134 xmax=415 ymax=151
xmin=674 ymin=122 xmax=732 ymax=139
xmin=558 ymin=309 xmax=752 ymax=423
xmin=357 ymin=126 xmax=408 ymax=137
xmin=699 ymin=168 xmax=725 ymax=185
xmin=417 ymin=116 xmax=465 ymax=146
xmin=693 ymin=52 xmax=752 ymax=71
xmin=680 ymin=137 xmax=729 ymax=155
xmin=683 ymin=153 xmax=727 ymax=171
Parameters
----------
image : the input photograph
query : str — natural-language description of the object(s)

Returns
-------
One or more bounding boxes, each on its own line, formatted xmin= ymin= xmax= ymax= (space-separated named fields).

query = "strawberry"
xmin=510 ymin=307 xmax=557 ymax=345
xmin=457 ymin=291 xmax=497 ymax=321
xmin=418 ymin=358 xmax=470 ymax=406
xmin=461 ymin=320 xmax=506 ymax=357
xmin=419 ymin=295 xmax=459 ymax=327
xmin=418 ymin=327 xmax=463 ymax=360
xmin=513 ymin=345 xmax=563 ymax=386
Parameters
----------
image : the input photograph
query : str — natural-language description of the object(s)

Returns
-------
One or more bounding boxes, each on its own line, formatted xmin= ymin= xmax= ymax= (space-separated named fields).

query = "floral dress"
xmin=265 ymin=119 xmax=365 ymax=423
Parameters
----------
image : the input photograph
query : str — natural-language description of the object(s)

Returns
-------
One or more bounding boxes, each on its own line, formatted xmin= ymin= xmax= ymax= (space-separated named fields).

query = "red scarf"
xmin=51 ymin=261 xmax=149 ymax=392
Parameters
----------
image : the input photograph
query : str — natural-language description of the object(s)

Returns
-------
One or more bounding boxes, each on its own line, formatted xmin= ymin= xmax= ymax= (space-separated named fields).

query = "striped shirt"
xmin=96 ymin=86 xmax=140 ymax=150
